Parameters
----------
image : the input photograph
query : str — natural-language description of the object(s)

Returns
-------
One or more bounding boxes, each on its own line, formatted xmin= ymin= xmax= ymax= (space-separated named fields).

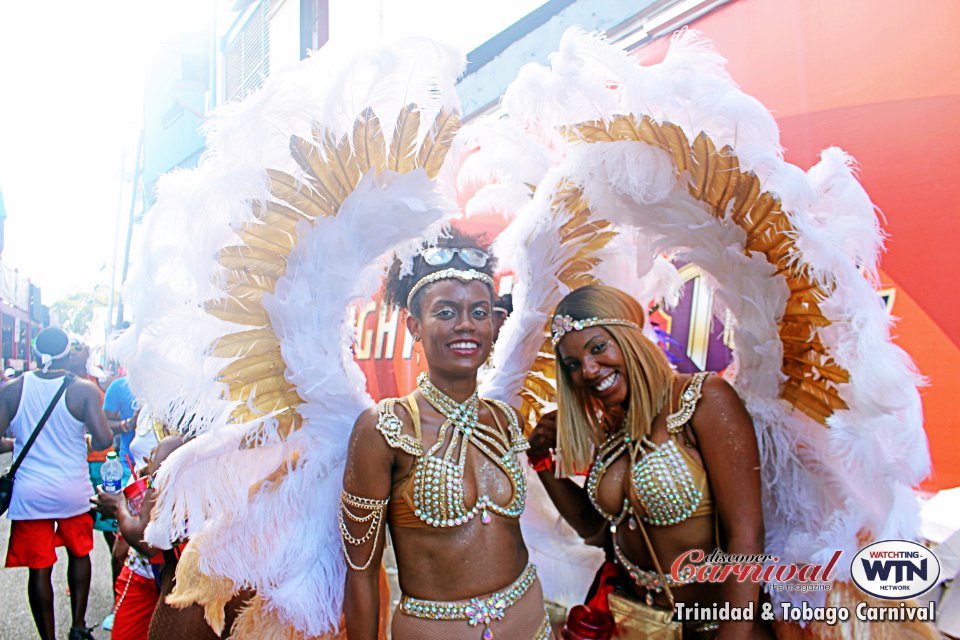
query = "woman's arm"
xmin=93 ymin=486 xmax=161 ymax=556
xmin=692 ymin=376 xmax=767 ymax=640
xmin=529 ymin=411 xmax=606 ymax=540
xmin=92 ymin=436 xmax=184 ymax=556
xmin=342 ymin=407 xmax=395 ymax=640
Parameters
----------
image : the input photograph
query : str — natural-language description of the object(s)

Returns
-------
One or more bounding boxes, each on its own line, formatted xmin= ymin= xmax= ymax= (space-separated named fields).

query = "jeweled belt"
xmin=398 ymin=563 xmax=538 ymax=640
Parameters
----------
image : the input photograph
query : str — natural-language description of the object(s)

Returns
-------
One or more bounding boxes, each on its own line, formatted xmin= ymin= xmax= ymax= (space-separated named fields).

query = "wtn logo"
xmin=860 ymin=558 xmax=927 ymax=583
xmin=852 ymin=541 xmax=940 ymax=600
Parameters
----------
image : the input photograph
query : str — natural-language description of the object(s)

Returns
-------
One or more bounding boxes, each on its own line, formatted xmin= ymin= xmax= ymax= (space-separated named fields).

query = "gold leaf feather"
xmin=636 ymin=115 xmax=664 ymax=147
xmin=715 ymin=154 xmax=742 ymax=214
xmin=238 ymin=222 xmax=295 ymax=253
xmin=353 ymin=107 xmax=387 ymax=174
xmin=217 ymin=246 xmax=287 ymax=279
xmin=203 ymin=298 xmax=270 ymax=327
xmin=322 ymin=130 xmax=361 ymax=195
xmin=251 ymin=201 xmax=309 ymax=235
xmin=266 ymin=168 xmax=336 ymax=218
xmin=223 ymin=269 xmax=277 ymax=295
xmin=657 ymin=122 xmax=690 ymax=173
xmin=210 ymin=329 xmax=281 ymax=359
xmin=226 ymin=375 xmax=293 ymax=402
xmin=571 ymin=120 xmax=615 ymax=143
xmin=216 ymin=352 xmax=286 ymax=386
xmin=730 ymin=174 xmax=761 ymax=224
xmin=289 ymin=133 xmax=348 ymax=212
xmin=388 ymin=103 xmax=420 ymax=173
xmin=689 ymin=132 xmax=715 ymax=200
xmin=416 ymin=108 xmax=460 ymax=179
xmin=606 ymin=114 xmax=644 ymax=141
xmin=222 ymin=284 xmax=271 ymax=305
xmin=743 ymin=193 xmax=779 ymax=235
xmin=522 ymin=375 xmax=557 ymax=403
xmin=241 ymin=389 xmax=304 ymax=415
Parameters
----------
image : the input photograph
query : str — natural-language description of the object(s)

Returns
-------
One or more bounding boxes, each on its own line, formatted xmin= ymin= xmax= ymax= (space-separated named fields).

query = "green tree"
xmin=50 ymin=285 xmax=110 ymax=335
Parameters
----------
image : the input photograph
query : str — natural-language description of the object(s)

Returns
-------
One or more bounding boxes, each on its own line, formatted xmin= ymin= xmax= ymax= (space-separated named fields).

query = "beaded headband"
xmin=406 ymin=268 xmax=495 ymax=309
xmin=550 ymin=315 xmax=640 ymax=346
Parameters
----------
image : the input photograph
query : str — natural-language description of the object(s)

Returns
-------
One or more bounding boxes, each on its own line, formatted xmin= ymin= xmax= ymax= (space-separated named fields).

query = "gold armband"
xmin=339 ymin=490 xmax=389 ymax=571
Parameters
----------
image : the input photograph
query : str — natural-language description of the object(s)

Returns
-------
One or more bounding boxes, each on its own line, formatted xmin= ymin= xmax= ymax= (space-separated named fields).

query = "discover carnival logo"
xmin=851 ymin=540 xmax=940 ymax=599
xmin=668 ymin=541 xmax=941 ymax=626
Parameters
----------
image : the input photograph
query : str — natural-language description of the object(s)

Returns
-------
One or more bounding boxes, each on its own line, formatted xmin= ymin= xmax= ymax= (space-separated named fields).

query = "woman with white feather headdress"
xmin=465 ymin=27 xmax=937 ymax=640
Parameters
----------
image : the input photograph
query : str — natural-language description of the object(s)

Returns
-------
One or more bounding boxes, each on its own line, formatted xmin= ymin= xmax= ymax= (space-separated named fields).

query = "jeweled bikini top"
xmin=376 ymin=373 xmax=528 ymax=528
xmin=586 ymin=371 xmax=713 ymax=528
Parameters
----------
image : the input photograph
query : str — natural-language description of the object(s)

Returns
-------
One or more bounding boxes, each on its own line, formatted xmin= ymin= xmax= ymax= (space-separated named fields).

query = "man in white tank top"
xmin=0 ymin=328 xmax=113 ymax=640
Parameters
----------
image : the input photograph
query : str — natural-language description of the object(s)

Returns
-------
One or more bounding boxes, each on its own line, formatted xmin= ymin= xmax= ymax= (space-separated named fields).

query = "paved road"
xmin=0 ymin=452 xmax=115 ymax=640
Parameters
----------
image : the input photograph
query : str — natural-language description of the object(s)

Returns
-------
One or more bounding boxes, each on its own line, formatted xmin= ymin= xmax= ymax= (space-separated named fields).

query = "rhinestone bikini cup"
xmin=377 ymin=373 xmax=528 ymax=528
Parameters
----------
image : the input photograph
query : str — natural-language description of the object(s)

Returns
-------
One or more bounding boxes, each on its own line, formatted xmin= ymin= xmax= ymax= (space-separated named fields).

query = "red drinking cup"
xmin=122 ymin=477 xmax=150 ymax=517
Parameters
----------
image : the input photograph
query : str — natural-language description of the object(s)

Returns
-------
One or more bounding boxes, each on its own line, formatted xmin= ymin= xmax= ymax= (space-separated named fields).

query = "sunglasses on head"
xmin=420 ymin=247 xmax=489 ymax=269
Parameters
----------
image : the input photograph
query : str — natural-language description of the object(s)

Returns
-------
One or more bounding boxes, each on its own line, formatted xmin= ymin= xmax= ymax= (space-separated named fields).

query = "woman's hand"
xmin=527 ymin=410 xmax=557 ymax=457
xmin=90 ymin=486 xmax=125 ymax=520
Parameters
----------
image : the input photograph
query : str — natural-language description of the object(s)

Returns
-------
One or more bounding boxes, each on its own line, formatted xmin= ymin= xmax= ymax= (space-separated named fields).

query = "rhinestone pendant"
xmin=481 ymin=508 xmax=492 ymax=525
xmin=628 ymin=517 xmax=637 ymax=530
xmin=482 ymin=626 xmax=494 ymax=640
xmin=645 ymin=591 xmax=655 ymax=606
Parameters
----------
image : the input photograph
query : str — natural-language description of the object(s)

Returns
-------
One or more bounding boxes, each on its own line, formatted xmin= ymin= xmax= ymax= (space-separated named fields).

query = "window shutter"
xmin=225 ymin=0 xmax=271 ymax=102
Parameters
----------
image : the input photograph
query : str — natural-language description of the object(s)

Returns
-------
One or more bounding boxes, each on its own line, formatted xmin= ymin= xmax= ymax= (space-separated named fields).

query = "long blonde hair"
xmin=553 ymin=285 xmax=675 ymax=476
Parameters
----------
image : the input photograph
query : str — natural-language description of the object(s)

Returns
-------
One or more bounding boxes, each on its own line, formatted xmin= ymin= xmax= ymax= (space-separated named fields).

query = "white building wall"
xmin=457 ymin=0 xmax=659 ymax=119
xmin=269 ymin=0 xmax=303 ymax=70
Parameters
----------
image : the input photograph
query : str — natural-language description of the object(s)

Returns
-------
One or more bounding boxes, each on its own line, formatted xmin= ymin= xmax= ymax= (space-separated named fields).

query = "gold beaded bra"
xmin=587 ymin=371 xmax=714 ymax=529
xmin=377 ymin=373 xmax=528 ymax=529
xmin=586 ymin=372 xmax=714 ymax=597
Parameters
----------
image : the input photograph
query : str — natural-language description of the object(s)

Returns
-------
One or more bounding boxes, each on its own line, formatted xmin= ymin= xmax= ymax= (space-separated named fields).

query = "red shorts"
xmin=5 ymin=513 xmax=94 ymax=569
xmin=112 ymin=565 xmax=160 ymax=640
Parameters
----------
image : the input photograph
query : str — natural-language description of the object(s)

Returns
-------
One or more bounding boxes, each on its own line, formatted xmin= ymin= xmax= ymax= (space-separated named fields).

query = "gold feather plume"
xmin=204 ymin=105 xmax=460 ymax=440
xmin=547 ymin=114 xmax=848 ymax=425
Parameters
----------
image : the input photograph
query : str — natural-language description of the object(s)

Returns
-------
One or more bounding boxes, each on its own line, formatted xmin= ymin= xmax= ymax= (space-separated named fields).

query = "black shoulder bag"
xmin=0 ymin=373 xmax=76 ymax=515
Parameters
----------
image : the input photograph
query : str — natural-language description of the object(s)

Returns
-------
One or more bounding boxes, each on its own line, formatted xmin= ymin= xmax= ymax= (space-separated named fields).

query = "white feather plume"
xmin=127 ymin=40 xmax=462 ymax=635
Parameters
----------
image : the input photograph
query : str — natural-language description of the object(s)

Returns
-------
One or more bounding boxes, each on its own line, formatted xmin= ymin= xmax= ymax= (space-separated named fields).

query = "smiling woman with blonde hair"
xmin=528 ymin=284 xmax=771 ymax=639
xmin=551 ymin=286 xmax=674 ymax=478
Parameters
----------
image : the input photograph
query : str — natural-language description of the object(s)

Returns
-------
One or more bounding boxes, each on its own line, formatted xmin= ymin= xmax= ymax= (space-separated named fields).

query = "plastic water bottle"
xmin=101 ymin=452 xmax=123 ymax=493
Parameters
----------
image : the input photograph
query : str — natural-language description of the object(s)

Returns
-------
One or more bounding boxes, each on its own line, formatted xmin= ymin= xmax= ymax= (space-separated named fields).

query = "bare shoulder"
xmin=350 ymin=404 xmax=382 ymax=440
xmin=485 ymin=398 xmax=524 ymax=432
xmin=691 ymin=374 xmax=754 ymax=440
xmin=69 ymin=376 xmax=101 ymax=399
xmin=698 ymin=374 xmax=748 ymax=414
xmin=0 ymin=377 xmax=23 ymax=401
xmin=348 ymin=403 xmax=402 ymax=460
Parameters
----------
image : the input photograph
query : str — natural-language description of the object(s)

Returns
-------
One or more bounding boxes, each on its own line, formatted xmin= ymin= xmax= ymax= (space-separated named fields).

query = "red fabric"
xmin=5 ymin=513 xmax=94 ymax=568
xmin=586 ymin=561 xmax=621 ymax=614
xmin=526 ymin=450 xmax=555 ymax=472
xmin=112 ymin=565 xmax=160 ymax=640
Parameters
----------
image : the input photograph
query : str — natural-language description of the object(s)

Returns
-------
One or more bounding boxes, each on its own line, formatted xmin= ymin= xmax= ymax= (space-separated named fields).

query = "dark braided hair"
xmin=383 ymin=228 xmax=497 ymax=317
